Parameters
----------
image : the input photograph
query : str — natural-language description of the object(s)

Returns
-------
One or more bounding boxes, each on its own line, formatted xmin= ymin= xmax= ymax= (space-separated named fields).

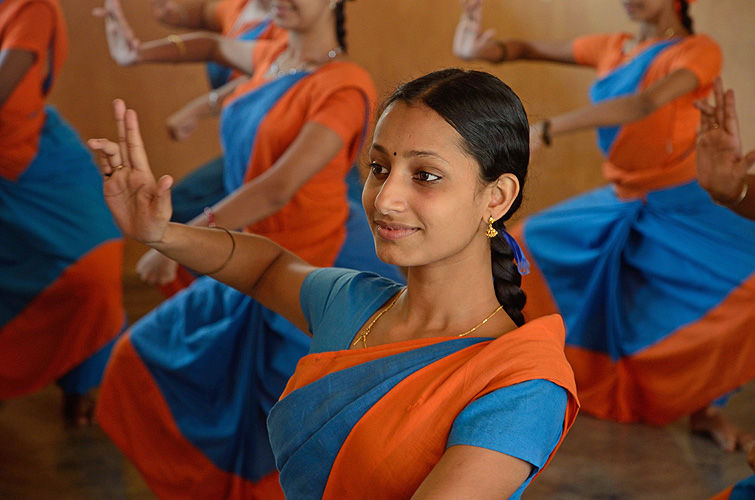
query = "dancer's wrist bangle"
xmin=167 ymin=34 xmax=187 ymax=57
xmin=203 ymin=227 xmax=235 ymax=275
xmin=715 ymin=182 xmax=748 ymax=208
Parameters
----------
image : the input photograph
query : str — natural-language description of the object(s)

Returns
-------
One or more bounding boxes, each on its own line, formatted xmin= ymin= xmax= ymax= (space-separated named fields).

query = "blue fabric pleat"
xmin=267 ymin=337 xmax=488 ymax=500
xmin=57 ymin=329 xmax=123 ymax=394
xmin=205 ymin=18 xmax=272 ymax=89
xmin=220 ymin=72 xmax=309 ymax=192
xmin=170 ymin=155 xmax=227 ymax=223
xmin=731 ymin=475 xmax=755 ymax=500
xmin=0 ymin=106 xmax=121 ymax=326
xmin=130 ymin=276 xmax=311 ymax=481
xmin=523 ymin=181 xmax=755 ymax=360
xmin=589 ymin=38 xmax=680 ymax=155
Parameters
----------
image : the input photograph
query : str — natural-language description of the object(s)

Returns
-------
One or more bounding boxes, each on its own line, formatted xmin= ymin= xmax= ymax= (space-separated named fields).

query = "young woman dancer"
xmin=92 ymin=0 xmax=398 ymax=497
xmin=90 ymin=67 xmax=578 ymax=500
xmin=454 ymin=0 xmax=755 ymax=451
xmin=0 ymin=0 xmax=125 ymax=427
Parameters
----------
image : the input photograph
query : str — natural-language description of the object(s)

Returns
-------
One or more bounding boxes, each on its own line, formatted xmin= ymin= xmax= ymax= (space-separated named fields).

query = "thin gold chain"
xmin=457 ymin=305 xmax=504 ymax=338
xmin=352 ymin=289 xmax=405 ymax=348
xmin=352 ymin=289 xmax=504 ymax=348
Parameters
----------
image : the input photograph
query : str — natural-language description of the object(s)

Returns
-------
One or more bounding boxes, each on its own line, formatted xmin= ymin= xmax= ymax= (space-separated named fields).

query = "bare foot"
xmin=690 ymin=406 xmax=754 ymax=452
xmin=62 ymin=393 xmax=95 ymax=428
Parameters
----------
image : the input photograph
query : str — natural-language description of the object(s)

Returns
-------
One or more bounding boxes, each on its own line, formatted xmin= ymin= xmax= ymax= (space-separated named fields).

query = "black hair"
xmin=335 ymin=1 xmax=348 ymax=52
xmin=381 ymin=68 xmax=530 ymax=326
xmin=679 ymin=0 xmax=694 ymax=33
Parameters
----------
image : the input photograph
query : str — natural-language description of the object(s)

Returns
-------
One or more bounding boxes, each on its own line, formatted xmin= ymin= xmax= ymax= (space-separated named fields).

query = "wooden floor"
xmin=0 ymin=273 xmax=753 ymax=499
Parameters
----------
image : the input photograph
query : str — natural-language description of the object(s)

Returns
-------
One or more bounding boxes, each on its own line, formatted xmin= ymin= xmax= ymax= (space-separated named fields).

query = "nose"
xmin=370 ymin=170 xmax=407 ymax=215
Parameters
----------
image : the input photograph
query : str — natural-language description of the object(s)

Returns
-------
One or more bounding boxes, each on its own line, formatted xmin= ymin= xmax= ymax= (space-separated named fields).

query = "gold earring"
xmin=485 ymin=216 xmax=498 ymax=238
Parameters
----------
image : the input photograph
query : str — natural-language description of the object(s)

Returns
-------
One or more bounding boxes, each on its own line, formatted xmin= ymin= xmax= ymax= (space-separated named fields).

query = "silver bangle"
xmin=208 ymin=91 xmax=220 ymax=115
xmin=714 ymin=182 xmax=748 ymax=208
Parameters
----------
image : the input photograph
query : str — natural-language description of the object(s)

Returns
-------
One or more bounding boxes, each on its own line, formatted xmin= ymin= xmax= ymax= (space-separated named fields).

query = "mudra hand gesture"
xmin=695 ymin=78 xmax=755 ymax=206
xmin=452 ymin=0 xmax=495 ymax=60
xmin=93 ymin=0 xmax=141 ymax=66
xmin=88 ymin=99 xmax=174 ymax=245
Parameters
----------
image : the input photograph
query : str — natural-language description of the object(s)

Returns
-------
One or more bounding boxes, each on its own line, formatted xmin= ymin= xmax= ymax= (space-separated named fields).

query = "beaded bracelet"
xmin=203 ymin=227 xmax=236 ymax=275
xmin=203 ymin=206 xmax=217 ymax=228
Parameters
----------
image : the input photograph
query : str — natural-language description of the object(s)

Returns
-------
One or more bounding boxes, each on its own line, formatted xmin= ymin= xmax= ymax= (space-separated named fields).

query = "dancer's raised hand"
xmin=88 ymin=99 xmax=173 ymax=244
xmin=93 ymin=0 xmax=141 ymax=66
xmin=453 ymin=0 xmax=495 ymax=60
xmin=696 ymin=78 xmax=755 ymax=206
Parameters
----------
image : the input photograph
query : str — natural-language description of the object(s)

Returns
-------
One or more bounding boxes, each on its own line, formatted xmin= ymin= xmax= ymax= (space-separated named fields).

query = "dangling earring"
xmin=485 ymin=216 xmax=498 ymax=238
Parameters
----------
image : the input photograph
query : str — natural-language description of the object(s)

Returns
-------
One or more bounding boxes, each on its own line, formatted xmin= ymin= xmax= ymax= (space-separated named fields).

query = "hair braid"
xmin=335 ymin=2 xmax=347 ymax=52
xmin=490 ymin=220 xmax=526 ymax=326
xmin=678 ymin=0 xmax=694 ymax=33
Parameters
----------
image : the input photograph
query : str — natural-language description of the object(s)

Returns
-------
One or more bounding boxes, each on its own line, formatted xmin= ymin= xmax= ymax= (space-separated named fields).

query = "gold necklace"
xmin=351 ymin=289 xmax=505 ymax=348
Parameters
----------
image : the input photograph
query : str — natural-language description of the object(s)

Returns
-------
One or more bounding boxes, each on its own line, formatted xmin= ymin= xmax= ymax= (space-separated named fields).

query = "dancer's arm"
xmin=149 ymin=0 xmax=222 ymax=31
xmin=165 ymin=76 xmax=246 ymax=141
xmin=88 ymin=100 xmax=314 ymax=330
xmin=452 ymin=0 xmax=576 ymax=64
xmin=0 ymin=2 xmax=52 ymax=108
xmin=411 ymin=445 xmax=531 ymax=500
xmin=529 ymin=68 xmax=700 ymax=150
xmin=0 ymin=50 xmax=34 ymax=109
xmin=95 ymin=0 xmax=256 ymax=73
xmin=696 ymin=78 xmax=755 ymax=220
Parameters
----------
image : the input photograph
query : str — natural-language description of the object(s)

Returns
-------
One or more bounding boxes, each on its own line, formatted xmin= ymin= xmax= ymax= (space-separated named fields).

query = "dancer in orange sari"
xmin=0 ymin=0 xmax=125 ymax=426
xmin=90 ymin=68 xmax=578 ymax=500
xmin=454 ymin=0 xmax=755 ymax=450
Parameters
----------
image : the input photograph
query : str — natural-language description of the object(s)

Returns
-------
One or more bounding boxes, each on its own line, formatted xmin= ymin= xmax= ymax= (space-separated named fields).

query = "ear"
xmin=485 ymin=173 xmax=520 ymax=222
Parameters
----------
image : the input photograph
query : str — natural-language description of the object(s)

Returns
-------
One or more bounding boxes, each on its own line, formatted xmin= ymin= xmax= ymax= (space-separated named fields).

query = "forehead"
xmin=371 ymin=102 xmax=466 ymax=153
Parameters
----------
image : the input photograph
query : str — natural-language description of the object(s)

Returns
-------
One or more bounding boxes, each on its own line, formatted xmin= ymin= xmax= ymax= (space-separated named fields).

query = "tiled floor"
xmin=0 ymin=274 xmax=752 ymax=499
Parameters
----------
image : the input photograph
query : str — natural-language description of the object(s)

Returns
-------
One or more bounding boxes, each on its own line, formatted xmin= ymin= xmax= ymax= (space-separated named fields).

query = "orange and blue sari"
xmin=709 ymin=476 xmax=755 ymax=500
xmin=0 ymin=0 xmax=125 ymax=400
xmin=268 ymin=268 xmax=579 ymax=499
xmin=513 ymin=34 xmax=755 ymax=425
xmin=96 ymin=40 xmax=401 ymax=499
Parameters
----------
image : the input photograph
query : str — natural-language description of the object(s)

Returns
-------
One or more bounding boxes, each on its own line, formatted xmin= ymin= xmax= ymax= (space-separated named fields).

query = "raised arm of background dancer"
xmin=95 ymin=0 xmax=255 ymax=73
xmin=695 ymin=79 xmax=755 ymax=219
xmin=452 ymin=0 xmax=575 ymax=64
xmin=530 ymin=67 xmax=700 ymax=150
xmin=88 ymin=99 xmax=315 ymax=330
xmin=139 ymin=93 xmax=347 ymax=284
xmin=149 ymin=0 xmax=223 ymax=31
xmin=184 ymin=118 xmax=347 ymax=231
xmin=166 ymin=76 xmax=246 ymax=141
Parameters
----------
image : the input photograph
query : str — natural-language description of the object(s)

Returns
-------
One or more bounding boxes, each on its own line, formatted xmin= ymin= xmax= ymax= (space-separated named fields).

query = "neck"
xmin=285 ymin=20 xmax=341 ymax=64
xmin=397 ymin=246 xmax=510 ymax=339
xmin=638 ymin=13 xmax=687 ymax=42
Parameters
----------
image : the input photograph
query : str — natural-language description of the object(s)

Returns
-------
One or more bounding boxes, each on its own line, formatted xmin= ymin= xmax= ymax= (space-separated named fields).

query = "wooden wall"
xmin=50 ymin=0 xmax=755 ymax=266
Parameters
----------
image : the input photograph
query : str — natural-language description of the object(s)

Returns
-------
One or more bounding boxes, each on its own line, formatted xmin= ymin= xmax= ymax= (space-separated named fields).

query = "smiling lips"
xmin=374 ymin=220 xmax=419 ymax=241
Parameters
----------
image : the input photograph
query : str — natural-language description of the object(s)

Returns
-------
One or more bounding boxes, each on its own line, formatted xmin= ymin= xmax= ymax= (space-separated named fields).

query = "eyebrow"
xmin=371 ymin=143 xmax=451 ymax=165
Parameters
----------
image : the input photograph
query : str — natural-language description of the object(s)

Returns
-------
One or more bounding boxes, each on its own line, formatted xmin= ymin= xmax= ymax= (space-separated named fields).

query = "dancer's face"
xmin=621 ymin=0 xmax=673 ymax=23
xmin=362 ymin=102 xmax=515 ymax=269
xmin=271 ymin=0 xmax=334 ymax=32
